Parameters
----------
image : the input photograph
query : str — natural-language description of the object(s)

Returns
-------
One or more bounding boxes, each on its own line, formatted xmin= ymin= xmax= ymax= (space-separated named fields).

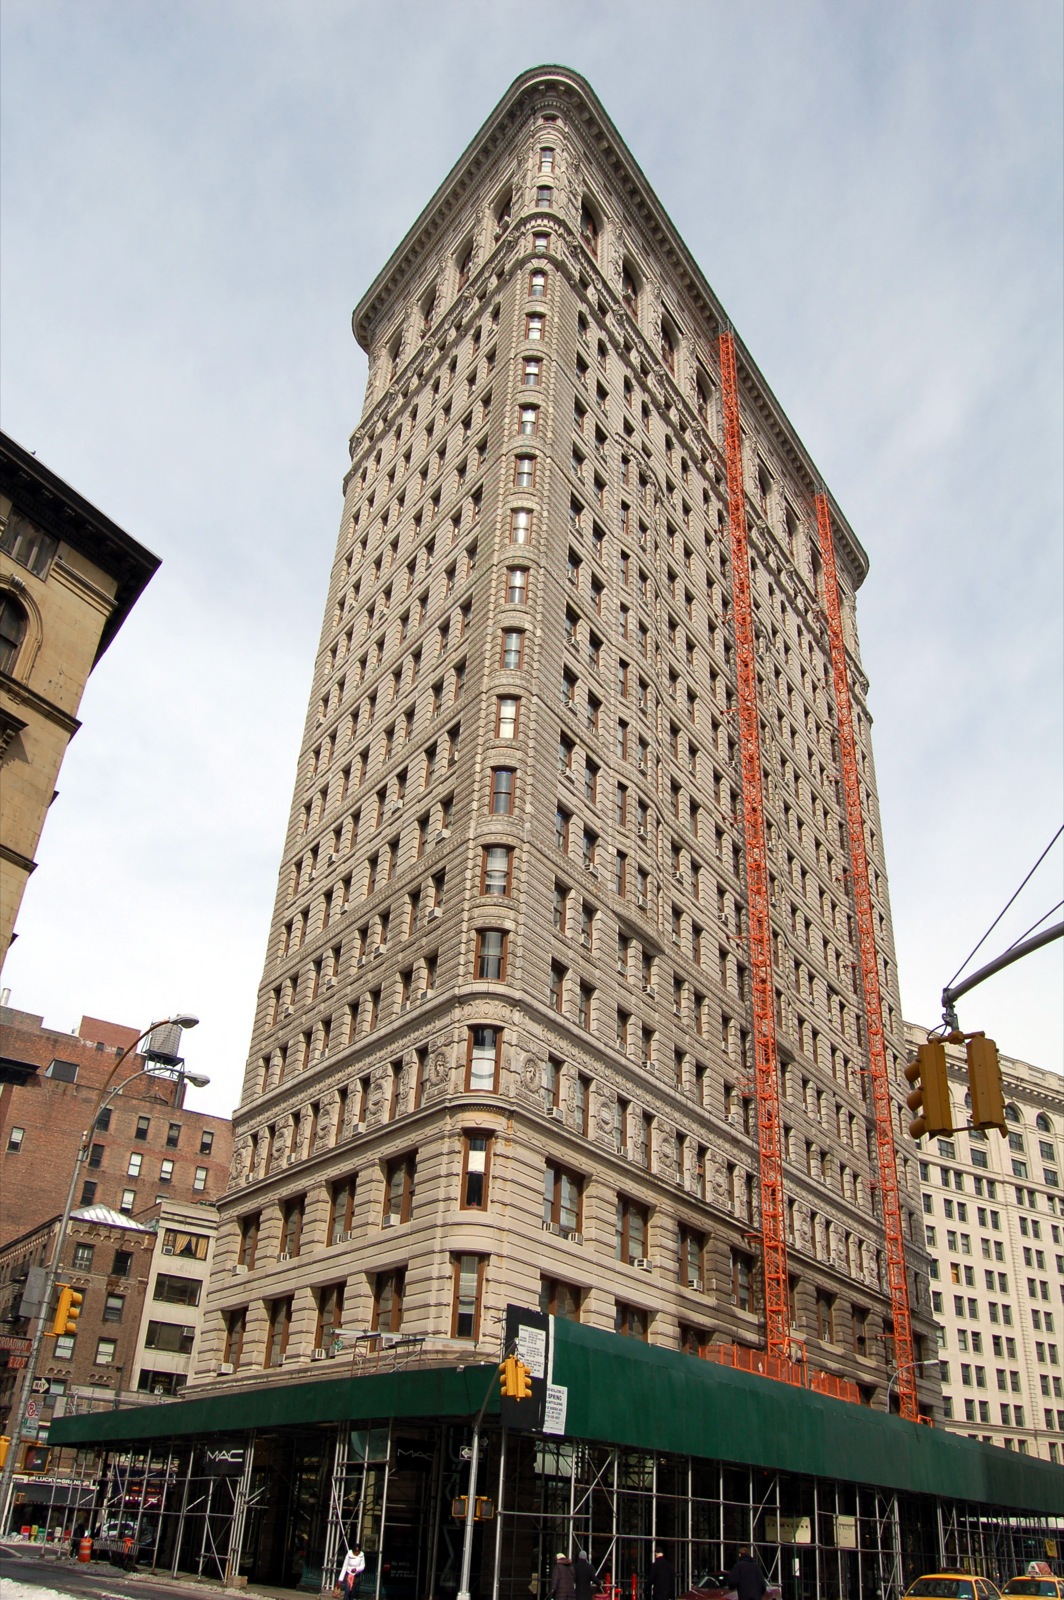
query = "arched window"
xmin=1036 ymin=1112 xmax=1053 ymax=1133
xmin=494 ymin=191 xmax=513 ymax=240
xmin=621 ymin=264 xmax=639 ymax=316
xmin=457 ymin=244 xmax=473 ymax=291
xmin=1004 ymin=1102 xmax=1021 ymax=1124
xmin=0 ymin=595 xmax=26 ymax=674
xmin=580 ymin=202 xmax=599 ymax=259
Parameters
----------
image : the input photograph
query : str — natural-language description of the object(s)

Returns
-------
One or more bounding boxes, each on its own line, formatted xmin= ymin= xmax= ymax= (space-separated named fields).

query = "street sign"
xmin=0 ymin=1335 xmax=31 ymax=1353
xmin=31 ymin=1380 xmax=49 ymax=1394
xmin=25 ymin=1401 xmax=39 ymax=1420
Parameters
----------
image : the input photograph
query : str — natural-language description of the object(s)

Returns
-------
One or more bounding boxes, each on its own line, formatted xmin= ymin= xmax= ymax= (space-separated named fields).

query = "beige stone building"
xmin=0 ymin=433 xmax=159 ymax=968
xmin=193 ymin=65 xmax=936 ymax=1411
xmin=908 ymin=1020 xmax=1064 ymax=1462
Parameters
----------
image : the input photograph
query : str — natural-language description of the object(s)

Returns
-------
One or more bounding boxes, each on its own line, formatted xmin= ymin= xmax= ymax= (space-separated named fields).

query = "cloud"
xmin=1 ymin=0 xmax=1060 ymax=1109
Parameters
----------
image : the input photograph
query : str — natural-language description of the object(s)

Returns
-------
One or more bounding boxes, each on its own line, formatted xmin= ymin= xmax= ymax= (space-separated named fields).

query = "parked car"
xmin=1001 ymin=1578 xmax=1064 ymax=1597
xmin=682 ymin=1573 xmax=783 ymax=1600
xmin=903 ymin=1577 xmax=1002 ymax=1599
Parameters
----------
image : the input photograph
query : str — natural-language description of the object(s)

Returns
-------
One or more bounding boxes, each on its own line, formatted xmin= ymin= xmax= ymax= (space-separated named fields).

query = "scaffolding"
xmin=718 ymin=328 xmax=790 ymax=1362
xmin=813 ymin=492 xmax=918 ymax=1419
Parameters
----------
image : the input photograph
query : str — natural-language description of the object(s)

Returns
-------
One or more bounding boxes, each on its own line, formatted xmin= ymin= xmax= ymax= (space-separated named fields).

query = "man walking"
xmin=723 ymin=1546 xmax=767 ymax=1600
xmin=574 ymin=1550 xmax=596 ymax=1600
xmin=648 ymin=1550 xmax=675 ymax=1600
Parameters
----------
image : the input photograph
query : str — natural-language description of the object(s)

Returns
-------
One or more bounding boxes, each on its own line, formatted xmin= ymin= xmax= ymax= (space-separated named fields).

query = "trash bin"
xmin=78 ymin=1537 xmax=93 ymax=1563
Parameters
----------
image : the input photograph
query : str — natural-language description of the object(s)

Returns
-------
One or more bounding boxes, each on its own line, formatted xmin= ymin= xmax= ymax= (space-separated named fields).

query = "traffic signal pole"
xmin=941 ymin=921 xmax=1063 ymax=1031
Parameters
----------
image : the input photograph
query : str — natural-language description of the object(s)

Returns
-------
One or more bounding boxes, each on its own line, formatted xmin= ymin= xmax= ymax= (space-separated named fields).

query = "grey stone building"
xmin=192 ymin=63 xmax=936 ymax=1411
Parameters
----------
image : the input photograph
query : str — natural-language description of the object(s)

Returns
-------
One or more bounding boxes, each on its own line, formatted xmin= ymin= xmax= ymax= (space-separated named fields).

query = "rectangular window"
xmin=120 ymin=1189 xmax=136 ymax=1213
xmin=162 ymin=1229 xmax=210 ymax=1260
xmin=500 ymin=629 xmax=525 ymax=668
xmin=315 ymin=1283 xmax=346 ymax=1350
xmin=540 ymin=1277 xmax=581 ymax=1320
xmin=94 ymin=1338 xmax=117 ymax=1366
xmin=490 ymin=768 xmax=515 ymax=814
xmin=467 ymin=1026 xmax=501 ymax=1092
xmin=506 ymin=568 xmax=528 ymax=605
xmin=615 ymin=1303 xmax=648 ymax=1340
xmin=102 ymin=1294 xmax=125 ymax=1323
xmin=6 ymin=1126 xmax=25 ymax=1153
xmin=135 ymin=1116 xmax=151 ymax=1141
xmin=496 ymin=697 xmax=520 ymax=739
xmin=384 ymin=1155 xmax=416 ymax=1223
xmin=732 ymin=1249 xmax=754 ymax=1311
xmin=223 ymin=1308 xmax=246 ymax=1368
xmin=511 ymin=508 xmax=533 ymax=545
xmin=199 ymin=1129 xmax=215 ymax=1156
xmin=72 ymin=1243 xmax=94 ymax=1270
xmin=615 ymin=1196 xmax=648 ymax=1262
xmin=127 ymin=1153 xmax=143 ymax=1178
xmin=281 ymin=1196 xmax=305 ymax=1256
xmin=372 ymin=1269 xmax=405 ymax=1333
xmin=263 ymin=1298 xmax=292 ymax=1367
xmin=328 ymin=1178 xmax=357 ymax=1245
xmin=153 ymin=1274 xmax=202 ymax=1306
xmin=482 ymin=845 xmax=512 ymax=896
xmin=160 ymin=1159 xmax=174 ymax=1183
xmin=544 ymin=1164 xmax=583 ymax=1234
xmin=475 ymin=929 xmax=508 ymax=981
xmin=452 ymin=1253 xmax=485 ymax=1339
xmin=462 ymin=1133 xmax=491 ymax=1209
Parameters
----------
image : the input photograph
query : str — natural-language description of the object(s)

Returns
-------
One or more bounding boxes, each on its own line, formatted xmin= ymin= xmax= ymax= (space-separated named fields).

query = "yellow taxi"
xmin=902 ymin=1577 xmax=1001 ymax=1599
xmin=1001 ymin=1574 xmax=1064 ymax=1598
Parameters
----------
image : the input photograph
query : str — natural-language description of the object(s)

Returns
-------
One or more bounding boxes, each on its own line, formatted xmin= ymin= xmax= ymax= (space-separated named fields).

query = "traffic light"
xmin=499 ymin=1355 xmax=533 ymax=1399
xmin=904 ymin=1040 xmax=952 ymax=1139
xmin=0 ymin=1436 xmax=9 ymax=1468
xmin=50 ymin=1285 xmax=84 ymax=1337
xmin=966 ymin=1033 xmax=1005 ymax=1133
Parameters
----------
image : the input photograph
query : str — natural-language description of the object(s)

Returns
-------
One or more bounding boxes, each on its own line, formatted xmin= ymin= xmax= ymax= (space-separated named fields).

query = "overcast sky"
xmin=1 ymin=0 xmax=1061 ymax=1116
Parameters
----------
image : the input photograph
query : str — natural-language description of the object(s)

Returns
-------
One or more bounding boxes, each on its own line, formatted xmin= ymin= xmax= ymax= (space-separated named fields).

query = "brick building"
xmin=0 ymin=432 xmax=159 ymax=968
xmin=0 ymin=1197 xmax=219 ymax=1479
xmin=0 ymin=1007 xmax=232 ymax=1245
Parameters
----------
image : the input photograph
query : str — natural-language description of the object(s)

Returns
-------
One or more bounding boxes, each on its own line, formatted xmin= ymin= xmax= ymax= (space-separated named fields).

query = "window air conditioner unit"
xmin=689 ymin=1277 xmax=704 ymax=1293
xmin=278 ymin=1251 xmax=292 ymax=1262
xmin=162 ymin=1245 xmax=175 ymax=1255
xmin=619 ymin=1146 xmax=631 ymax=1159
xmin=633 ymin=1257 xmax=654 ymax=1271
xmin=232 ymin=1264 xmax=249 ymax=1275
xmin=673 ymin=871 xmax=685 ymax=886
xmin=427 ymin=907 xmax=442 ymax=921
xmin=436 ymin=828 xmax=450 ymax=842
xmin=357 ymin=957 xmax=367 ymax=969
xmin=328 ymin=853 xmax=338 ymax=865
xmin=580 ymin=934 xmax=592 ymax=950
xmin=542 ymin=1221 xmax=561 ymax=1235
xmin=325 ymin=977 xmax=336 ymax=989
xmin=562 ymin=770 xmax=575 ymax=784
xmin=392 ymin=801 xmax=404 ymax=814
xmin=217 ymin=1362 xmax=235 ymax=1376
xmin=548 ymin=1107 xmax=565 ymax=1121
xmin=636 ymin=825 xmax=648 ymax=840
xmin=338 ymin=1230 xmax=355 ymax=1243
xmin=312 ymin=1347 xmax=328 ymax=1361
xmin=643 ymin=985 xmax=655 ymax=998
xmin=283 ymin=1005 xmax=295 ymax=1017
xmin=382 ymin=1214 xmax=396 ymax=1227
xmin=561 ymin=1229 xmax=583 ymax=1244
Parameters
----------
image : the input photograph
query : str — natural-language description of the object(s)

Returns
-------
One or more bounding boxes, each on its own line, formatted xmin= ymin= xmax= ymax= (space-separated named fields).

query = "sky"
xmin=1 ymin=0 xmax=1061 ymax=1118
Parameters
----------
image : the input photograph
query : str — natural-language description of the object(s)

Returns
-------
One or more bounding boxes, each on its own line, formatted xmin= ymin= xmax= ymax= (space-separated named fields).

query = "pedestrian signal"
xmin=966 ymin=1034 xmax=1005 ymax=1133
xmin=904 ymin=1040 xmax=952 ymax=1139
xmin=50 ymin=1285 xmax=84 ymax=1337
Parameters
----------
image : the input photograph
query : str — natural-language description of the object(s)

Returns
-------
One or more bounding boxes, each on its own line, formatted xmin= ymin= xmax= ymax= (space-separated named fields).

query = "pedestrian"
xmin=552 ymin=1550 xmax=576 ymax=1600
xmin=647 ymin=1550 xmax=675 ymax=1600
xmin=723 ymin=1546 xmax=767 ymax=1600
xmin=338 ymin=1543 xmax=366 ymax=1599
xmin=574 ymin=1549 xmax=596 ymax=1600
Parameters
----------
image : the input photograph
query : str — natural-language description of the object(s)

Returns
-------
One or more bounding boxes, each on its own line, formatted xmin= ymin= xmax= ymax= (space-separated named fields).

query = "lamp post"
xmin=885 ymin=1357 xmax=940 ymax=1414
xmin=0 ymin=1015 xmax=203 ymax=1533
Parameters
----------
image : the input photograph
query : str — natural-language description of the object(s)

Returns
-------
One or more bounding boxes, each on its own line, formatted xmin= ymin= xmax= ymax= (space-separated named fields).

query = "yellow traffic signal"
xmin=50 ymin=1285 xmax=84 ymax=1337
xmin=499 ymin=1355 xmax=533 ymax=1399
xmin=0 ymin=1436 xmax=9 ymax=1468
xmin=904 ymin=1040 xmax=952 ymax=1139
xmin=966 ymin=1034 xmax=1005 ymax=1133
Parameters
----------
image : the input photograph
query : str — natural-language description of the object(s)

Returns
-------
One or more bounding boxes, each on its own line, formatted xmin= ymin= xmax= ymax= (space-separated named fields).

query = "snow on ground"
xmin=4 ymin=1584 xmax=83 ymax=1600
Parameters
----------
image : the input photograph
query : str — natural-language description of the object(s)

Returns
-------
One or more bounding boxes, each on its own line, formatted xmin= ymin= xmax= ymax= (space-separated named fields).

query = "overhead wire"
xmin=1002 ymin=899 xmax=1064 ymax=956
xmin=945 ymin=824 xmax=1064 ymax=990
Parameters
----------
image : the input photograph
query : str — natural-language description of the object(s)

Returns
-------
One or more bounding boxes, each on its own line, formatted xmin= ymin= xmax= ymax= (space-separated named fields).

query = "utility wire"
xmin=1003 ymin=900 xmax=1064 ymax=956
xmin=945 ymin=824 xmax=1064 ymax=990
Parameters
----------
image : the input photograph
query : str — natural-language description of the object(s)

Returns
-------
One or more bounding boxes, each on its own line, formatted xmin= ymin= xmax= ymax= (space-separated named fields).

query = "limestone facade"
xmin=193 ymin=68 xmax=936 ymax=1409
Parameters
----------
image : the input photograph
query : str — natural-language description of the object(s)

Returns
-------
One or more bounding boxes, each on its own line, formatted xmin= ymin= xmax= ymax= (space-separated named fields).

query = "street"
xmin=0 ymin=1543 xmax=286 ymax=1600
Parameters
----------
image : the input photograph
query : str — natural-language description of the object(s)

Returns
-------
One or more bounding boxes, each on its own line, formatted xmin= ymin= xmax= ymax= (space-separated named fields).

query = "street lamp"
xmin=0 ymin=1014 xmax=204 ymax=1532
xmin=885 ymin=1358 xmax=940 ymax=1413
